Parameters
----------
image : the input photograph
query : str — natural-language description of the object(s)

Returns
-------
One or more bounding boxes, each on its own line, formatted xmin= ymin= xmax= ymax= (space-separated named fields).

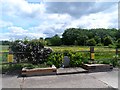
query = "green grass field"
xmin=0 ymin=45 xmax=9 ymax=52
xmin=0 ymin=45 xmax=9 ymax=63
xmin=0 ymin=45 xmax=120 ymax=63
xmin=49 ymin=46 xmax=120 ymax=61
xmin=0 ymin=45 xmax=120 ymax=70
xmin=49 ymin=46 xmax=115 ymax=52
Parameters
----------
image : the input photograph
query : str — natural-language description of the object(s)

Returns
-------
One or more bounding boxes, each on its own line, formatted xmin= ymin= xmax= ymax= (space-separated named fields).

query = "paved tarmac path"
xmin=2 ymin=68 xmax=119 ymax=89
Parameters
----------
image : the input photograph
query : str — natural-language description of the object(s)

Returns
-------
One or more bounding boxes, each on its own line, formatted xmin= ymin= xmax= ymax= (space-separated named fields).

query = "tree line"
xmin=46 ymin=28 xmax=120 ymax=48
xmin=1 ymin=28 xmax=120 ymax=48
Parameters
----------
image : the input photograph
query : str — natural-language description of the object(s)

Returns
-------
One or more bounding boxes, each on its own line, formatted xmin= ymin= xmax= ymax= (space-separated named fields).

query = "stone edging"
xmin=21 ymin=65 xmax=57 ymax=76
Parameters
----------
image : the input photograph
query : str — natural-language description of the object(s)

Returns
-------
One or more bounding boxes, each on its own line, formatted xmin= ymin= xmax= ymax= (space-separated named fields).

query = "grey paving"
xmin=57 ymin=67 xmax=88 ymax=74
xmin=2 ymin=68 xmax=119 ymax=89
xmin=88 ymin=68 xmax=119 ymax=88
xmin=2 ymin=75 xmax=23 ymax=88
xmin=22 ymin=74 xmax=109 ymax=88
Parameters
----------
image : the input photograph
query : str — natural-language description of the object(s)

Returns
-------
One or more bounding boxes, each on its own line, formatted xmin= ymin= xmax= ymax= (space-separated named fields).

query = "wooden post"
xmin=90 ymin=47 xmax=95 ymax=61
xmin=7 ymin=50 xmax=13 ymax=64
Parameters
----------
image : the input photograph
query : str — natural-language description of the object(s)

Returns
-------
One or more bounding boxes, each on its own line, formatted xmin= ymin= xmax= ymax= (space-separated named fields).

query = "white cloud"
xmin=0 ymin=33 xmax=10 ymax=41
xmin=1 ymin=0 xmax=118 ymax=40
xmin=66 ymin=5 xmax=118 ymax=29
xmin=7 ymin=26 xmax=28 ymax=33
xmin=0 ymin=20 xmax=13 ymax=28
xmin=1 ymin=0 xmax=46 ymax=18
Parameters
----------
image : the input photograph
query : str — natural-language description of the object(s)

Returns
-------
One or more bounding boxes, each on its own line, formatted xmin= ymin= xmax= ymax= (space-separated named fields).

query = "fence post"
xmin=7 ymin=49 xmax=14 ymax=64
xmin=90 ymin=46 xmax=95 ymax=61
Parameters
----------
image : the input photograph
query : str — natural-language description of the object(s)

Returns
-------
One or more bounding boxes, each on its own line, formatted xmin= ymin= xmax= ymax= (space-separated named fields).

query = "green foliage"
xmin=10 ymin=39 xmax=52 ymax=64
xmin=47 ymin=52 xmax=63 ymax=68
xmin=76 ymin=35 xmax=88 ymax=46
xmin=115 ymin=30 xmax=120 ymax=39
xmin=62 ymin=28 xmax=118 ymax=46
xmin=94 ymin=36 xmax=101 ymax=44
xmin=104 ymin=36 xmax=113 ymax=46
xmin=0 ymin=41 xmax=10 ymax=45
xmin=50 ymin=34 xmax=62 ymax=46
xmin=108 ymin=44 xmax=116 ymax=48
xmin=112 ymin=55 xmax=119 ymax=67
xmin=98 ymin=59 xmax=111 ymax=64
xmin=69 ymin=52 xmax=83 ymax=67
xmin=86 ymin=38 xmax=96 ymax=46
xmin=2 ymin=64 xmax=22 ymax=73
xmin=116 ymin=38 xmax=120 ymax=48
xmin=96 ymin=43 xmax=103 ymax=46
xmin=62 ymin=28 xmax=81 ymax=45
xmin=116 ymin=43 xmax=120 ymax=48
xmin=2 ymin=63 xmax=49 ymax=73
xmin=117 ymin=38 xmax=120 ymax=43
xmin=47 ymin=50 xmax=89 ymax=68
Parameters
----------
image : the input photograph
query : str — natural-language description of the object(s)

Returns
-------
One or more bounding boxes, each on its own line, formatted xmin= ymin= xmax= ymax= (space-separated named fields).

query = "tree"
xmin=103 ymin=36 xmax=113 ymax=46
xmin=50 ymin=34 xmax=62 ymax=46
xmin=86 ymin=38 xmax=96 ymax=46
xmin=76 ymin=35 xmax=88 ymax=46
xmin=62 ymin=28 xmax=80 ymax=45
xmin=94 ymin=36 xmax=101 ymax=44
xmin=116 ymin=38 xmax=120 ymax=48
xmin=0 ymin=41 xmax=10 ymax=45
xmin=115 ymin=30 xmax=120 ymax=40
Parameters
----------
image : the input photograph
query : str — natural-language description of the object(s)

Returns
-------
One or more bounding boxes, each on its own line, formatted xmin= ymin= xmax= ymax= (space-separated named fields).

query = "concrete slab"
xmin=88 ymin=68 xmax=119 ymax=88
xmin=2 ymin=75 xmax=23 ymax=88
xmin=22 ymin=73 xmax=110 ymax=88
xmin=57 ymin=68 xmax=67 ymax=74
xmin=2 ymin=68 xmax=118 ymax=89
xmin=82 ymin=64 xmax=113 ymax=72
xmin=57 ymin=67 xmax=88 ymax=75
xmin=74 ymin=67 xmax=88 ymax=72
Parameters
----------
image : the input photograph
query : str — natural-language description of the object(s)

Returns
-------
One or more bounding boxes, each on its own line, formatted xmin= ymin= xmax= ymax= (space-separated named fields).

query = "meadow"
xmin=0 ymin=45 xmax=9 ymax=63
xmin=50 ymin=46 xmax=120 ymax=62
xmin=0 ymin=45 xmax=120 ymax=72
xmin=0 ymin=45 xmax=119 ymax=63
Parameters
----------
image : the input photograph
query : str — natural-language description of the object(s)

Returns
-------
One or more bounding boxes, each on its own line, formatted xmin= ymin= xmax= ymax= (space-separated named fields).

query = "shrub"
xmin=116 ymin=43 xmax=120 ymax=48
xmin=96 ymin=43 xmax=103 ymax=46
xmin=112 ymin=55 xmax=119 ymax=67
xmin=104 ymin=36 xmax=113 ymax=46
xmin=69 ymin=52 xmax=83 ymax=67
xmin=86 ymin=38 xmax=96 ymax=46
xmin=10 ymin=39 xmax=52 ymax=64
xmin=108 ymin=44 xmax=116 ymax=48
xmin=50 ymin=35 xmax=62 ymax=46
xmin=47 ymin=50 xmax=89 ymax=68
xmin=2 ymin=64 xmax=23 ymax=73
xmin=47 ymin=52 xmax=63 ymax=68
xmin=116 ymin=38 xmax=120 ymax=48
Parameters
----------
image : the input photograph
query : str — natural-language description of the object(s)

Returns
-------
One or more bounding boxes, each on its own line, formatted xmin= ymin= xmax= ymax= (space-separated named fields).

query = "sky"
xmin=0 ymin=0 xmax=119 ymax=41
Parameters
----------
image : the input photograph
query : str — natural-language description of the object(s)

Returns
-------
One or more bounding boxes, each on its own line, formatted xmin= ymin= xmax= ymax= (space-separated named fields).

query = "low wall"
xmin=82 ymin=64 xmax=113 ymax=72
xmin=21 ymin=65 xmax=57 ymax=76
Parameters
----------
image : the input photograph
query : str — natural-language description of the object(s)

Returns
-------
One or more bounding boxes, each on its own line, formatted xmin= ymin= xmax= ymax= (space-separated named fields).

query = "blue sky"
xmin=0 ymin=0 xmax=119 ymax=40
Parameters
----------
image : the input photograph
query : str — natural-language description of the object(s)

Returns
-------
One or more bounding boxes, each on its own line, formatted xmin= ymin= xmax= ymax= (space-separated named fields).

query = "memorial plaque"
xmin=62 ymin=56 xmax=70 ymax=68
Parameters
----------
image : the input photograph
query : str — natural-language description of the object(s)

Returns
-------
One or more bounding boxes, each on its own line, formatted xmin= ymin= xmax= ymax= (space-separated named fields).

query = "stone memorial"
xmin=62 ymin=56 xmax=70 ymax=68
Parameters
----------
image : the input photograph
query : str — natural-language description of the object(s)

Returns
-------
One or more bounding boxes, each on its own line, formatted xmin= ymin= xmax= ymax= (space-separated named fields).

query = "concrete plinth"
xmin=82 ymin=64 xmax=113 ymax=72
xmin=21 ymin=65 xmax=57 ymax=76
